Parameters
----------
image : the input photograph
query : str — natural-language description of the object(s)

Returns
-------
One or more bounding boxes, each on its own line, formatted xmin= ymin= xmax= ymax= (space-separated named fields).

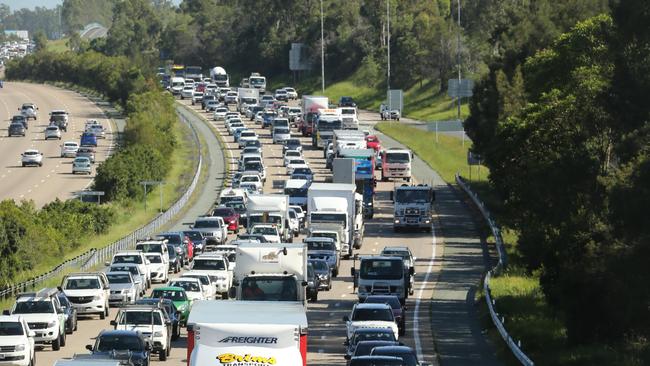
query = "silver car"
xmin=72 ymin=156 xmax=92 ymax=175
xmin=21 ymin=149 xmax=43 ymax=167
xmin=106 ymin=271 xmax=139 ymax=306
xmin=45 ymin=125 xmax=62 ymax=140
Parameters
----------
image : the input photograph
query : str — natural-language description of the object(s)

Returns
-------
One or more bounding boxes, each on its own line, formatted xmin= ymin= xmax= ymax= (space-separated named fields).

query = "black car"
xmin=339 ymin=96 xmax=357 ymax=107
xmin=306 ymin=262 xmax=318 ymax=302
xmin=345 ymin=328 xmax=397 ymax=359
xmin=351 ymin=341 xmax=400 ymax=359
xmin=371 ymin=346 xmax=430 ymax=366
xmin=135 ymin=298 xmax=181 ymax=340
xmin=308 ymin=258 xmax=332 ymax=291
xmin=183 ymin=230 xmax=206 ymax=252
xmin=86 ymin=329 xmax=151 ymax=366
xmin=157 ymin=232 xmax=189 ymax=264
xmin=166 ymin=244 xmax=182 ymax=273
xmin=364 ymin=295 xmax=406 ymax=336
xmin=8 ymin=123 xmax=26 ymax=137
xmin=56 ymin=292 xmax=78 ymax=334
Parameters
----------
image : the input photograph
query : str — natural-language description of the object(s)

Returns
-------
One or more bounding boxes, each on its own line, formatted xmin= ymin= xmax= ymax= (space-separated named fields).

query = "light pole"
xmin=140 ymin=180 xmax=165 ymax=213
xmin=456 ymin=0 xmax=461 ymax=122
xmin=387 ymin=0 xmax=391 ymax=111
xmin=320 ymin=0 xmax=325 ymax=93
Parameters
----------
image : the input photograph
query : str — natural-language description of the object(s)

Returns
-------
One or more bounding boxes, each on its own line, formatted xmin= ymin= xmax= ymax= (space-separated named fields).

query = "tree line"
xmin=465 ymin=0 xmax=650 ymax=350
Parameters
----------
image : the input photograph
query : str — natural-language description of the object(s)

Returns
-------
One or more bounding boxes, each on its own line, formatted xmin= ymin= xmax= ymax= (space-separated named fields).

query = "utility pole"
xmin=321 ymin=0 xmax=325 ymax=93
xmin=387 ymin=0 xmax=391 ymax=112
xmin=456 ymin=0 xmax=461 ymax=122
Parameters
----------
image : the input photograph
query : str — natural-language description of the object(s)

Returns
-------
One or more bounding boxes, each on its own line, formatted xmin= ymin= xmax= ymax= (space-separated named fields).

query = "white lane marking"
xmin=413 ymin=224 xmax=437 ymax=361
xmin=347 ymin=285 xmax=352 ymax=290
xmin=320 ymin=335 xmax=327 ymax=340
xmin=325 ymin=323 xmax=331 ymax=328
xmin=341 ymin=294 xmax=346 ymax=298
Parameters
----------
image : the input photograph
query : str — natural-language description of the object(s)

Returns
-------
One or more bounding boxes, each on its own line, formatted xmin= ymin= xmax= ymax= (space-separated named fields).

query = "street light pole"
xmin=321 ymin=0 xmax=325 ymax=93
xmin=387 ymin=0 xmax=391 ymax=111
xmin=140 ymin=181 xmax=165 ymax=213
xmin=456 ymin=0 xmax=462 ymax=122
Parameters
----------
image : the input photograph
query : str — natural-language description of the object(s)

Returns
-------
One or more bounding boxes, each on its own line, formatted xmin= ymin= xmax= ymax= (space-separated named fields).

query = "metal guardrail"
xmin=0 ymin=109 xmax=203 ymax=300
xmin=455 ymin=173 xmax=534 ymax=366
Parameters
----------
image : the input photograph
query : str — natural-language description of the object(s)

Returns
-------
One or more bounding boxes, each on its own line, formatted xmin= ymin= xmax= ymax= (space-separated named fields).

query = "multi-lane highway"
xmin=0 ymin=82 xmax=115 ymax=206
xmin=16 ymin=88 xmax=499 ymax=366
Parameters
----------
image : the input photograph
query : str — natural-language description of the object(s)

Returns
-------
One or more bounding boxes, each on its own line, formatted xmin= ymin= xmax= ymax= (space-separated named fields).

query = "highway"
xmin=0 ymin=82 xmax=115 ymax=206
xmin=28 ymin=93 xmax=499 ymax=366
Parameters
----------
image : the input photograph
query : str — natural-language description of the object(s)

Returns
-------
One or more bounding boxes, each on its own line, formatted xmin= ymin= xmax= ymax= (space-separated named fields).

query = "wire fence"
xmin=456 ymin=173 xmax=534 ymax=366
xmin=0 ymin=108 xmax=203 ymax=302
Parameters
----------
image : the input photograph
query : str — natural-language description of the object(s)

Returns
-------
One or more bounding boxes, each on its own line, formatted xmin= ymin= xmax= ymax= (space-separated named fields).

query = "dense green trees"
xmin=0 ymin=4 xmax=62 ymax=39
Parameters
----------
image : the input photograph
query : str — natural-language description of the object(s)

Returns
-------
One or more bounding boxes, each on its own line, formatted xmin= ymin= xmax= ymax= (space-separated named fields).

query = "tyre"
xmin=38 ymin=163 xmax=42 ymax=167
xmin=311 ymin=292 xmax=318 ymax=302
xmin=399 ymin=325 xmax=405 ymax=336
xmin=74 ymin=317 xmax=78 ymax=331
xmin=105 ymin=305 xmax=109 ymax=317
xmin=29 ymin=352 xmax=34 ymax=366
xmin=159 ymin=349 xmax=167 ymax=361
xmin=52 ymin=333 xmax=61 ymax=351
xmin=166 ymin=343 xmax=171 ymax=356
xmin=66 ymin=321 xmax=73 ymax=334
xmin=61 ymin=330 xmax=66 ymax=346
xmin=172 ymin=324 xmax=179 ymax=340
xmin=221 ymin=292 xmax=229 ymax=300
xmin=332 ymin=268 xmax=338 ymax=278
xmin=328 ymin=281 xmax=332 ymax=291
xmin=100 ymin=310 xmax=105 ymax=319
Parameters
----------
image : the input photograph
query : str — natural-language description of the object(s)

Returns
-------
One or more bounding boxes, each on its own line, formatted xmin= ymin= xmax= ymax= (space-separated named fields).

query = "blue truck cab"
xmin=338 ymin=148 xmax=376 ymax=219
xmin=80 ymin=132 xmax=98 ymax=147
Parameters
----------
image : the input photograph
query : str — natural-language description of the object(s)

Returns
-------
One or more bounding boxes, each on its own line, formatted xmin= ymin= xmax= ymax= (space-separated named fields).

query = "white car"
xmin=60 ymin=272 xmax=110 ymax=319
xmin=191 ymin=91 xmax=204 ymax=105
xmin=224 ymin=91 xmax=238 ymax=104
xmin=286 ymin=159 xmax=308 ymax=175
xmin=212 ymin=107 xmax=228 ymax=121
xmin=108 ymin=263 xmax=146 ymax=297
xmin=284 ymin=87 xmax=298 ymax=100
xmin=289 ymin=205 xmax=306 ymax=227
xmin=272 ymin=127 xmax=291 ymax=144
xmin=238 ymin=130 xmax=258 ymax=148
xmin=21 ymin=149 xmax=43 ymax=167
xmin=239 ymin=174 xmax=263 ymax=193
xmin=60 ymin=141 xmax=79 ymax=158
xmin=106 ymin=251 xmax=152 ymax=289
xmin=85 ymin=123 xmax=105 ymax=138
xmin=274 ymin=89 xmax=288 ymax=101
xmin=205 ymin=245 xmax=238 ymax=271
xmin=71 ymin=156 xmax=92 ymax=175
xmin=44 ymin=125 xmax=61 ymax=140
xmin=180 ymin=86 xmax=195 ymax=99
xmin=181 ymin=272 xmax=215 ymax=300
xmin=111 ymin=306 xmax=170 ymax=361
xmin=0 ymin=315 xmax=36 ymax=366
xmin=144 ymin=253 xmax=169 ymax=283
xmin=241 ymin=146 xmax=263 ymax=158
xmin=190 ymin=254 xmax=232 ymax=299
xmin=239 ymin=181 xmax=261 ymax=195
xmin=283 ymin=150 xmax=303 ymax=166
xmin=250 ymin=224 xmax=281 ymax=243
xmin=190 ymin=216 xmax=227 ymax=245
xmin=288 ymin=208 xmax=300 ymax=236
xmin=168 ymin=278 xmax=204 ymax=301
xmin=344 ymin=303 xmax=399 ymax=341
xmin=205 ymin=99 xmax=220 ymax=111
xmin=254 ymin=111 xmax=265 ymax=124
xmin=225 ymin=112 xmax=240 ymax=121
xmin=19 ymin=103 xmax=38 ymax=120
xmin=9 ymin=289 xmax=66 ymax=351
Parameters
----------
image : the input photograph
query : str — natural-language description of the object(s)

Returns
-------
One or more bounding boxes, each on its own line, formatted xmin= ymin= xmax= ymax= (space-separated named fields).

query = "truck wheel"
xmin=159 ymin=349 xmax=167 ymax=361
xmin=221 ymin=291 xmax=229 ymax=299
xmin=52 ymin=333 xmax=61 ymax=351
xmin=311 ymin=292 xmax=318 ymax=302
xmin=100 ymin=310 xmax=105 ymax=319
xmin=61 ymin=330 xmax=66 ymax=346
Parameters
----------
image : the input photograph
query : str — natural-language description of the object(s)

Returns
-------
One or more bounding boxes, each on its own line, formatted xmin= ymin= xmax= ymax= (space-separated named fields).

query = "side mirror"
xmin=145 ymin=343 xmax=152 ymax=351
xmin=342 ymin=315 xmax=349 ymax=322
xmin=28 ymin=330 xmax=35 ymax=337
xmin=104 ymin=261 xmax=111 ymax=267
xmin=409 ymin=267 xmax=414 ymax=276
xmin=110 ymin=320 xmax=117 ymax=326
xmin=301 ymin=280 xmax=308 ymax=287
xmin=86 ymin=344 xmax=93 ymax=351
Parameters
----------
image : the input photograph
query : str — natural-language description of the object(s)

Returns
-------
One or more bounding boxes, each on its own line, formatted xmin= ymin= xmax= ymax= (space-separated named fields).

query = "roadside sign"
xmin=448 ymin=79 xmax=474 ymax=98
xmin=467 ymin=151 xmax=482 ymax=166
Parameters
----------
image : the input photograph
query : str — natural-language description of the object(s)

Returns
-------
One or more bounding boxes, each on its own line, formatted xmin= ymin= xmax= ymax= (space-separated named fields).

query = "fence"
xmin=0 ymin=108 xmax=203 ymax=301
xmin=455 ymin=173 xmax=535 ymax=366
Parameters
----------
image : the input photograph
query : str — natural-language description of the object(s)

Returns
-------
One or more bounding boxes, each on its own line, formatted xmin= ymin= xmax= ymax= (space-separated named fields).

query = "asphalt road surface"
xmin=0 ymin=82 xmax=116 ymax=206
xmin=33 ymin=95 xmax=499 ymax=366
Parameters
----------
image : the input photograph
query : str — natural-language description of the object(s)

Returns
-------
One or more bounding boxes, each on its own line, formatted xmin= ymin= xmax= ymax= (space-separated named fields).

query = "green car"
xmin=150 ymin=286 xmax=191 ymax=326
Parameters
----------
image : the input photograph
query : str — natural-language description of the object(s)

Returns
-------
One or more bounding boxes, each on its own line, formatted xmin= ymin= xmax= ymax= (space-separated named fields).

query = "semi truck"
xmin=391 ymin=183 xmax=435 ymax=232
xmin=210 ymin=66 xmax=229 ymax=87
xmin=230 ymin=242 xmax=308 ymax=305
xmin=352 ymin=255 xmax=408 ymax=303
xmin=312 ymin=109 xmax=342 ymax=148
xmin=184 ymin=66 xmax=203 ymax=82
xmin=381 ymin=147 xmax=413 ymax=182
xmin=308 ymin=183 xmax=357 ymax=258
xmin=300 ymin=96 xmax=328 ymax=137
xmin=187 ymin=301 xmax=308 ymax=366
xmin=246 ymin=194 xmax=290 ymax=242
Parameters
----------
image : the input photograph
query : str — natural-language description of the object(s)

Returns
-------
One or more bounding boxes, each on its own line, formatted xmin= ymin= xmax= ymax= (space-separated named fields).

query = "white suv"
xmin=190 ymin=254 xmax=232 ymax=299
xmin=8 ymin=288 xmax=66 ymax=351
xmin=60 ymin=272 xmax=110 ymax=319
xmin=111 ymin=305 xmax=171 ymax=361
xmin=0 ymin=315 xmax=35 ymax=366
xmin=106 ymin=251 xmax=152 ymax=289
xmin=190 ymin=216 xmax=227 ymax=245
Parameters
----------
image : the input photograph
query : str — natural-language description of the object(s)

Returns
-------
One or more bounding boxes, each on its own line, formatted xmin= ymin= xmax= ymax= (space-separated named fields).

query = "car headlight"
xmin=93 ymin=295 xmax=101 ymax=301
xmin=318 ymin=274 xmax=329 ymax=280
xmin=177 ymin=304 xmax=187 ymax=311
xmin=153 ymin=331 xmax=163 ymax=337
xmin=47 ymin=320 xmax=57 ymax=328
xmin=15 ymin=344 xmax=25 ymax=351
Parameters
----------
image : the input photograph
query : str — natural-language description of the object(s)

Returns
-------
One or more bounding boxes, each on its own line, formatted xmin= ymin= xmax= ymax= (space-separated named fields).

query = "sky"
xmin=0 ymin=0 xmax=62 ymax=10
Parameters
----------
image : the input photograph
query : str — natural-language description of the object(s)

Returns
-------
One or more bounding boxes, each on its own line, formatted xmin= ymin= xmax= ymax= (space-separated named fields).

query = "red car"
xmin=211 ymin=206 xmax=240 ymax=233
xmin=366 ymin=135 xmax=381 ymax=152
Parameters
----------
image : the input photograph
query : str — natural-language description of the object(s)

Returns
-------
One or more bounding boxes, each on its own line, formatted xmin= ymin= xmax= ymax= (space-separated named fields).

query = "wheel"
xmin=74 ymin=316 xmax=78 ymax=331
xmin=38 ymin=163 xmax=42 ymax=167
xmin=52 ymin=333 xmax=61 ymax=350
xmin=166 ymin=343 xmax=171 ymax=356
xmin=221 ymin=292 xmax=229 ymax=299
xmin=172 ymin=324 xmax=179 ymax=340
xmin=311 ymin=292 xmax=318 ymax=302
xmin=66 ymin=321 xmax=73 ymax=334
xmin=29 ymin=352 xmax=34 ymax=366
xmin=399 ymin=325 xmax=405 ymax=336
xmin=100 ymin=310 xmax=105 ymax=320
xmin=159 ymin=349 xmax=167 ymax=361
xmin=405 ymin=177 xmax=410 ymax=182
xmin=105 ymin=305 xmax=109 ymax=317
xmin=333 ymin=268 xmax=338 ymax=278
xmin=328 ymin=281 xmax=332 ymax=291
xmin=61 ymin=330 xmax=66 ymax=346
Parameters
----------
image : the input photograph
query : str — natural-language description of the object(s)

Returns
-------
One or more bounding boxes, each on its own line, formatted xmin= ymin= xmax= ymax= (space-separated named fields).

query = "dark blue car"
xmin=86 ymin=329 xmax=151 ymax=366
xmin=80 ymin=132 xmax=98 ymax=147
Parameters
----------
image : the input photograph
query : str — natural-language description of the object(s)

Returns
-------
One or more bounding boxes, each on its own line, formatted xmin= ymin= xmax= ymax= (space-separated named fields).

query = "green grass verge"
xmin=375 ymin=122 xmax=485 ymax=184
xmin=46 ymin=38 xmax=69 ymax=53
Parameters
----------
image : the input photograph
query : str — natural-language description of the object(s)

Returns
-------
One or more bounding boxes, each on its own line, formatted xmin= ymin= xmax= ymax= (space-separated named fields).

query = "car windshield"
xmin=183 ymin=231 xmax=204 ymax=242
xmin=241 ymin=176 xmax=259 ymax=183
xmin=145 ymin=254 xmax=162 ymax=263
xmin=113 ymin=255 xmax=142 ymax=264
xmin=382 ymin=250 xmax=410 ymax=261
xmin=169 ymin=281 xmax=201 ymax=292
xmin=284 ymin=187 xmax=307 ymax=197
xmin=275 ymin=128 xmax=290 ymax=134
xmin=65 ymin=278 xmax=100 ymax=290
xmin=107 ymin=274 xmax=132 ymax=284
xmin=285 ymin=151 xmax=301 ymax=158
xmin=184 ymin=275 xmax=209 ymax=286
xmin=213 ymin=208 xmax=235 ymax=217
xmin=309 ymin=260 xmax=329 ymax=271
xmin=241 ymin=132 xmax=256 ymax=137
xmin=193 ymin=220 xmax=220 ymax=228
xmin=353 ymin=331 xmax=396 ymax=344
xmin=151 ymin=290 xmax=187 ymax=301
xmin=360 ymin=260 xmax=403 ymax=280
xmin=193 ymin=259 xmax=226 ymax=270
xmin=394 ymin=189 xmax=430 ymax=203
xmin=14 ymin=301 xmax=53 ymax=314
xmin=385 ymin=153 xmax=410 ymax=164
xmin=96 ymin=335 xmax=143 ymax=352
xmin=365 ymin=297 xmax=402 ymax=309
xmin=240 ymin=277 xmax=298 ymax=301
xmin=293 ymin=168 xmax=312 ymax=175
xmin=372 ymin=349 xmax=417 ymax=366
xmin=158 ymin=234 xmax=182 ymax=244
xmin=136 ymin=243 xmax=163 ymax=254
xmin=252 ymin=226 xmax=278 ymax=236
xmin=352 ymin=308 xmax=393 ymax=321
xmin=307 ymin=240 xmax=336 ymax=251
xmin=0 ymin=322 xmax=24 ymax=336
xmin=120 ymin=311 xmax=162 ymax=325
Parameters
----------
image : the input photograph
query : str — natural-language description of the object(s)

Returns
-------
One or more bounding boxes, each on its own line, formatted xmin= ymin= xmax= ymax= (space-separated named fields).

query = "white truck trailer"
xmin=230 ymin=242 xmax=308 ymax=305
xmin=307 ymin=183 xmax=357 ymax=258
xmin=246 ymin=194 xmax=290 ymax=242
xmin=187 ymin=301 xmax=308 ymax=366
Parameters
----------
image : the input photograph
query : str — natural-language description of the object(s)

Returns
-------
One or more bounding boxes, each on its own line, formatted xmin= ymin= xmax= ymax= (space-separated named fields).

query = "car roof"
xmin=152 ymin=286 xmax=185 ymax=292
xmin=98 ymin=329 xmax=143 ymax=337
xmin=354 ymin=303 xmax=392 ymax=310
xmin=23 ymin=149 xmax=40 ymax=153
xmin=371 ymin=345 xmax=415 ymax=354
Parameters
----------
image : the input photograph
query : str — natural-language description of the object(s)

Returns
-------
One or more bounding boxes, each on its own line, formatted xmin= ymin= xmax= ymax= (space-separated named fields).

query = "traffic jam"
xmin=0 ymin=65 xmax=435 ymax=366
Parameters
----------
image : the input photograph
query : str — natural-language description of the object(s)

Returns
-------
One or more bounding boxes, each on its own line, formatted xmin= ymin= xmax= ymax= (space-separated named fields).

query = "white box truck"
xmin=230 ymin=243 xmax=308 ymax=305
xmin=307 ymin=183 xmax=357 ymax=258
xmin=246 ymin=194 xmax=291 ymax=242
xmin=187 ymin=301 xmax=308 ymax=366
xmin=237 ymin=88 xmax=260 ymax=109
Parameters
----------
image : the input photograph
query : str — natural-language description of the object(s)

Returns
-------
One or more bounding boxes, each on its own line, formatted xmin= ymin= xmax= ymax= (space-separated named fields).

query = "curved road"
xmin=0 ymin=82 xmax=115 ymax=206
